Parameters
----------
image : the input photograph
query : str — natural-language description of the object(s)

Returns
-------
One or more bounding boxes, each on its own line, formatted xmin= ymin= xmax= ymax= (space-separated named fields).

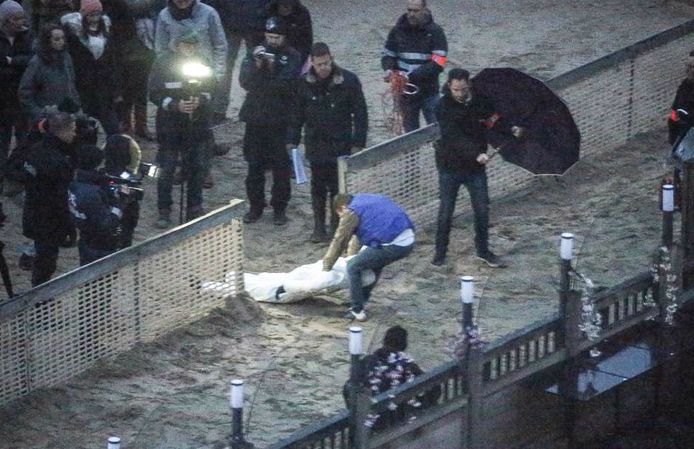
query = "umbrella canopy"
xmin=471 ymin=68 xmax=581 ymax=175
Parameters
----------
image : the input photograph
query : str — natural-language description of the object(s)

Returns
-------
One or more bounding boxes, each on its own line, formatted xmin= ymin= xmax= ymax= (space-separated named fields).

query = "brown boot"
xmin=134 ymin=104 xmax=153 ymax=141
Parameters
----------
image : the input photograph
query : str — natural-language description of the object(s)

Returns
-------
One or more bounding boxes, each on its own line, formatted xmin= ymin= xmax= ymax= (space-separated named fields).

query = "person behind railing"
xmin=343 ymin=325 xmax=440 ymax=429
xmin=287 ymin=42 xmax=368 ymax=243
xmin=20 ymin=111 xmax=76 ymax=286
xmin=381 ymin=0 xmax=447 ymax=133
xmin=68 ymin=144 xmax=125 ymax=265
xmin=322 ymin=193 xmax=414 ymax=322
xmin=431 ymin=68 xmax=524 ymax=269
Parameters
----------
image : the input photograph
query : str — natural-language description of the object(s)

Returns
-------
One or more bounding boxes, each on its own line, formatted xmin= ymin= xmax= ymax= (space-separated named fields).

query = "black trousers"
xmin=32 ymin=240 xmax=59 ymax=287
xmin=310 ymin=162 xmax=339 ymax=224
xmin=244 ymin=124 xmax=291 ymax=213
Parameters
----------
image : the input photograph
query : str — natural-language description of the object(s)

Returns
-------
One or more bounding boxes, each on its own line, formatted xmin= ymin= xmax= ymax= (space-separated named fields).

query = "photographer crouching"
xmin=68 ymin=145 xmax=127 ymax=265
xmin=148 ymin=30 xmax=214 ymax=229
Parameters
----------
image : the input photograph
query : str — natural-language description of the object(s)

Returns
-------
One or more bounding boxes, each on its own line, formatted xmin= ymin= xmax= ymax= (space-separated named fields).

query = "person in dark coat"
xmin=61 ymin=0 xmax=122 ymax=135
xmin=18 ymin=22 xmax=80 ymax=124
xmin=239 ymin=16 xmax=301 ymax=226
xmin=68 ymin=144 xmax=126 ymax=265
xmin=202 ymin=0 xmax=268 ymax=122
xmin=432 ymin=68 xmax=522 ymax=269
xmin=148 ymin=30 xmax=214 ymax=228
xmin=0 ymin=0 xmax=32 ymax=171
xmin=102 ymin=133 xmax=142 ymax=248
xmin=30 ymin=0 xmax=73 ymax=33
xmin=668 ymin=51 xmax=694 ymax=145
xmin=381 ymin=0 xmax=447 ymax=132
xmin=287 ymin=42 xmax=368 ymax=242
xmin=266 ymin=0 xmax=311 ymax=65
xmin=102 ymin=0 xmax=155 ymax=139
xmin=21 ymin=111 xmax=76 ymax=286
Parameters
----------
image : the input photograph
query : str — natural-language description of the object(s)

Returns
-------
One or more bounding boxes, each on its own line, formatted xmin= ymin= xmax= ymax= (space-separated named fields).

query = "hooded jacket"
xmin=381 ymin=11 xmax=447 ymax=99
xmin=61 ymin=12 xmax=122 ymax=105
xmin=69 ymin=169 xmax=121 ymax=251
xmin=288 ymin=64 xmax=368 ymax=163
xmin=266 ymin=0 xmax=312 ymax=62
xmin=238 ymin=41 xmax=301 ymax=125
xmin=18 ymin=50 xmax=80 ymax=121
xmin=154 ymin=0 xmax=228 ymax=80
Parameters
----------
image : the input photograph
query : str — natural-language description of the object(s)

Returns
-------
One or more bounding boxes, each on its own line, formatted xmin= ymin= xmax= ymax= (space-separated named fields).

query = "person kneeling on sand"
xmin=322 ymin=193 xmax=414 ymax=322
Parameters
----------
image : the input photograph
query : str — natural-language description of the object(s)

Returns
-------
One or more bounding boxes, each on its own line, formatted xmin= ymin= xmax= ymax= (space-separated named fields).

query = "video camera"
xmin=101 ymin=162 xmax=159 ymax=204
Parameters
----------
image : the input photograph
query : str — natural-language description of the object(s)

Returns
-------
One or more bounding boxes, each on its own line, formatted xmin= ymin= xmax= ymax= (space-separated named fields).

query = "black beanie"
xmin=383 ymin=325 xmax=408 ymax=352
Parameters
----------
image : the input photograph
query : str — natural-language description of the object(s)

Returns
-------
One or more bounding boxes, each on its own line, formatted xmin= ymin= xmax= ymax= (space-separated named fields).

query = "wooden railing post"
xmin=466 ymin=345 xmax=485 ymax=449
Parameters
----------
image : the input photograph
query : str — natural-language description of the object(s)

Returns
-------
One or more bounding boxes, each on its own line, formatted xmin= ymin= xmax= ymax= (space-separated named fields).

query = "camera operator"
xmin=102 ymin=134 xmax=143 ymax=248
xmin=149 ymin=30 xmax=214 ymax=228
xmin=68 ymin=144 xmax=125 ymax=265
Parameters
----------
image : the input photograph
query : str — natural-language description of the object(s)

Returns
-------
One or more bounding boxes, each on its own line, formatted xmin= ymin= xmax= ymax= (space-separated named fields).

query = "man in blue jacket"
xmin=322 ymin=193 xmax=415 ymax=321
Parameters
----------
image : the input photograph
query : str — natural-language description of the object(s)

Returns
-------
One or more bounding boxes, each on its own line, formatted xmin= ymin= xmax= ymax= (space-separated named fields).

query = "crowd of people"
xmin=0 ymin=0 xmax=531 ymax=302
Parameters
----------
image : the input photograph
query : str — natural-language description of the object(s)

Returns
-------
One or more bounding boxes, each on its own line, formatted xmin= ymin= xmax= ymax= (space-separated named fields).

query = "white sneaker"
xmin=344 ymin=309 xmax=367 ymax=322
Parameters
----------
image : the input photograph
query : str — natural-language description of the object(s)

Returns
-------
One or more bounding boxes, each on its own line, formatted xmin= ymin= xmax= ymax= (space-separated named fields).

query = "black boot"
xmin=311 ymin=194 xmax=329 ymax=242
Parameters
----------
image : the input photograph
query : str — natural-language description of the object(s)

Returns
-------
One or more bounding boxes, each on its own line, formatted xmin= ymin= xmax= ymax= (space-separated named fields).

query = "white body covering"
xmin=203 ymin=256 xmax=375 ymax=303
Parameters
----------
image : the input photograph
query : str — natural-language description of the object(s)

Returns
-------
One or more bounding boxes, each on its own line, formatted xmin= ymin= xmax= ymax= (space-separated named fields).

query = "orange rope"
xmin=381 ymin=72 xmax=409 ymax=136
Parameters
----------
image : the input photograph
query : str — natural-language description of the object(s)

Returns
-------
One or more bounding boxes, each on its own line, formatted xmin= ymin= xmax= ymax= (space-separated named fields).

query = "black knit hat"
xmin=383 ymin=326 xmax=408 ymax=352
xmin=265 ymin=16 xmax=287 ymax=35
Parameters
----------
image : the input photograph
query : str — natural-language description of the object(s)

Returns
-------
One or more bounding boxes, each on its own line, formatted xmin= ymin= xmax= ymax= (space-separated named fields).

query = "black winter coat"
xmin=148 ymin=51 xmax=215 ymax=145
xmin=266 ymin=0 xmax=312 ymax=62
xmin=69 ymin=169 xmax=121 ymax=251
xmin=63 ymin=18 xmax=121 ymax=112
xmin=22 ymin=134 xmax=74 ymax=245
xmin=0 ymin=28 xmax=33 ymax=109
xmin=435 ymin=87 xmax=497 ymax=175
xmin=239 ymin=42 xmax=301 ymax=126
xmin=203 ymin=0 xmax=268 ymax=35
xmin=381 ymin=12 xmax=447 ymax=100
xmin=669 ymin=78 xmax=694 ymax=145
xmin=288 ymin=66 xmax=368 ymax=164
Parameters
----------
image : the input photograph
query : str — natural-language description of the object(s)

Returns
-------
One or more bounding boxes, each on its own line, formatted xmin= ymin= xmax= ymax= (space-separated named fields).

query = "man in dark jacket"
xmin=267 ymin=0 xmax=312 ymax=64
xmin=22 ymin=111 xmax=75 ymax=286
xmin=288 ymin=42 xmax=368 ymax=242
xmin=239 ymin=16 xmax=301 ymax=225
xmin=149 ymin=30 xmax=214 ymax=228
xmin=322 ymin=193 xmax=414 ymax=322
xmin=668 ymin=51 xmax=694 ymax=145
xmin=432 ymin=68 xmax=522 ymax=269
xmin=382 ymin=0 xmax=447 ymax=133
xmin=68 ymin=144 xmax=123 ymax=265
xmin=0 ymin=0 xmax=32 ymax=170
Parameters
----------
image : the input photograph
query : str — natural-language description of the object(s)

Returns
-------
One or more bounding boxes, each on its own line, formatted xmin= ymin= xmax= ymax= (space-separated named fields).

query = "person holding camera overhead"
xmin=148 ymin=31 xmax=215 ymax=228
xmin=239 ymin=16 xmax=301 ymax=226
xmin=68 ymin=144 xmax=125 ymax=265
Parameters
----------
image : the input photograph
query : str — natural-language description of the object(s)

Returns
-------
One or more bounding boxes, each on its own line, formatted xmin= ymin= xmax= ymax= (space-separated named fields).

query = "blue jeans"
xmin=401 ymin=94 xmax=438 ymax=133
xmin=435 ymin=170 xmax=490 ymax=258
xmin=347 ymin=243 xmax=413 ymax=312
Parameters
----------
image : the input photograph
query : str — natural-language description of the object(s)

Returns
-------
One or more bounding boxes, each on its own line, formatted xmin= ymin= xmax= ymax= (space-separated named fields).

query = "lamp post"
xmin=461 ymin=276 xmax=474 ymax=332
xmin=662 ymin=184 xmax=675 ymax=248
xmin=229 ymin=379 xmax=254 ymax=449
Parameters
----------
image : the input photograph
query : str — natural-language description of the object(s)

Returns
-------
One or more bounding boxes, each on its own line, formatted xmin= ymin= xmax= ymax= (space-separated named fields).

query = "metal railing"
xmin=0 ymin=200 xmax=246 ymax=406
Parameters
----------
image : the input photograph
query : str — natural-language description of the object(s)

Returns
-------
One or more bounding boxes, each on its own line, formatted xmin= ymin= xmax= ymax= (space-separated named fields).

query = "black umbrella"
xmin=471 ymin=68 xmax=581 ymax=175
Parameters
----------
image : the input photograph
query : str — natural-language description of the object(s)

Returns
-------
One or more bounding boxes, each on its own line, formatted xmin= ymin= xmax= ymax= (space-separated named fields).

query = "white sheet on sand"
xmin=202 ymin=256 xmax=375 ymax=304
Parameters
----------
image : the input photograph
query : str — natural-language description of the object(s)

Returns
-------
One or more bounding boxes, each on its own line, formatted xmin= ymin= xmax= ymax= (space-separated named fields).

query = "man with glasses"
xmin=382 ymin=0 xmax=447 ymax=133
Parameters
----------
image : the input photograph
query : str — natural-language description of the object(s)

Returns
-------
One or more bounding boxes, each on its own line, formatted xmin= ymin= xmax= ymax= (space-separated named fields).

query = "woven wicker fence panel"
xmin=0 ymin=311 xmax=28 ymax=404
xmin=137 ymin=221 xmax=242 ymax=343
xmin=555 ymin=61 xmax=632 ymax=159
xmin=631 ymin=36 xmax=694 ymax=137
xmin=343 ymin=141 xmax=440 ymax=229
xmin=27 ymin=267 xmax=138 ymax=390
